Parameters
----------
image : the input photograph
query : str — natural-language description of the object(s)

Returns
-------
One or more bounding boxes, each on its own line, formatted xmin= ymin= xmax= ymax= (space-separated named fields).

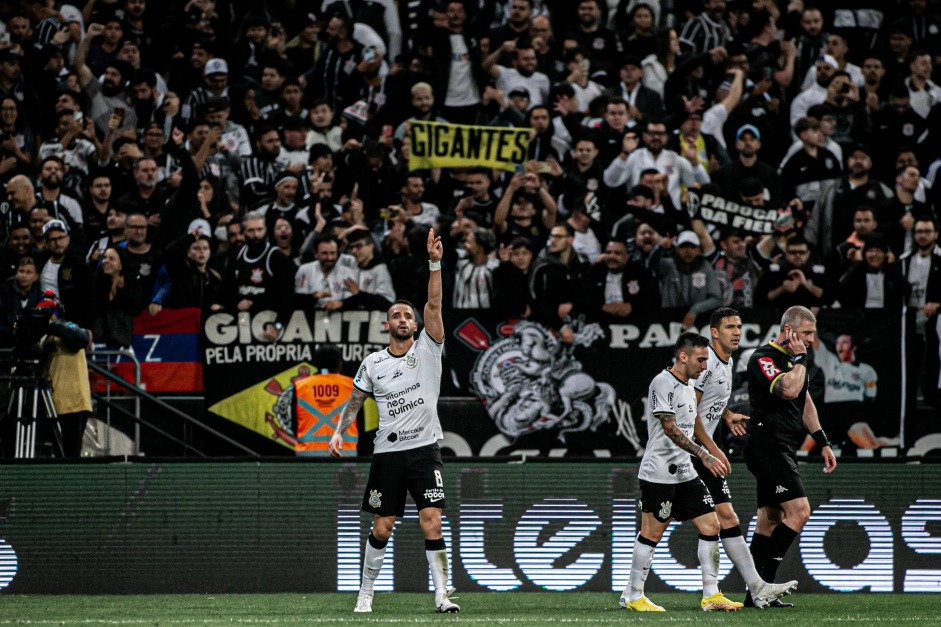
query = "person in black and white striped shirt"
xmin=678 ymin=0 xmax=732 ymax=57
xmin=452 ymin=227 xmax=499 ymax=309
xmin=239 ymin=126 xmax=292 ymax=208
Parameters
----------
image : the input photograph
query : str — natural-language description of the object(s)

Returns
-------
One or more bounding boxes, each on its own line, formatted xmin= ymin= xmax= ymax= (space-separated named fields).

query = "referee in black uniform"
xmin=743 ymin=305 xmax=837 ymax=607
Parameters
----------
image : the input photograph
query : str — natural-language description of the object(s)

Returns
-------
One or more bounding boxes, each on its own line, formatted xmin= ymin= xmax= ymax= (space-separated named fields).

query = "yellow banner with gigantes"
xmin=408 ymin=120 xmax=530 ymax=171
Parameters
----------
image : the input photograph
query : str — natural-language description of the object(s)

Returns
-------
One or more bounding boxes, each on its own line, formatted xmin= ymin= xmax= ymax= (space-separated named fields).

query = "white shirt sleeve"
xmin=603 ymin=154 xmax=631 ymax=188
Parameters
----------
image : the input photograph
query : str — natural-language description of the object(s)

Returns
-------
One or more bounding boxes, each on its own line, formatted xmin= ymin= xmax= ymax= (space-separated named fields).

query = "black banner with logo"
xmin=201 ymin=308 xmax=904 ymax=456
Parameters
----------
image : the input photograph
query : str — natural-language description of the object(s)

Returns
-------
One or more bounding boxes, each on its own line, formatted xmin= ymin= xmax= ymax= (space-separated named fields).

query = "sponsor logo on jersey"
xmin=396 ymin=425 xmax=425 ymax=440
xmin=775 ymin=485 xmax=788 ymax=494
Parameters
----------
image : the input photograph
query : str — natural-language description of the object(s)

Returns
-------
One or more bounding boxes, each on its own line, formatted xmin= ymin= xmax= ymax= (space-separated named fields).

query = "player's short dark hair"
xmin=312 ymin=344 xmax=343 ymax=373
xmin=781 ymin=306 xmax=816 ymax=330
xmin=710 ymin=307 xmax=740 ymax=329
xmin=388 ymin=299 xmax=417 ymax=319
xmin=674 ymin=331 xmax=708 ymax=359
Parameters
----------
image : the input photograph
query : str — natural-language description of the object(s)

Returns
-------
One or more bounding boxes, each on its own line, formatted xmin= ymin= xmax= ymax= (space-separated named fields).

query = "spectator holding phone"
xmin=74 ymin=23 xmax=138 ymax=136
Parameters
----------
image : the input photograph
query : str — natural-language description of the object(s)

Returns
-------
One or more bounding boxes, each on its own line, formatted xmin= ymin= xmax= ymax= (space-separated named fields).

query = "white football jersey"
xmin=694 ymin=345 xmax=734 ymax=439
xmin=353 ymin=329 xmax=444 ymax=454
xmin=814 ymin=341 xmax=877 ymax=403
xmin=639 ymin=368 xmax=699 ymax=484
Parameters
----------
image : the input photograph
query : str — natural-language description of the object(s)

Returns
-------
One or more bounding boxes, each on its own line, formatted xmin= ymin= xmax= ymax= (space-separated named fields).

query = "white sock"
xmin=361 ymin=534 xmax=386 ymax=594
xmin=426 ymin=549 xmax=449 ymax=597
xmin=626 ymin=536 xmax=657 ymax=602
xmin=699 ymin=535 xmax=720 ymax=597
xmin=722 ymin=533 xmax=762 ymax=589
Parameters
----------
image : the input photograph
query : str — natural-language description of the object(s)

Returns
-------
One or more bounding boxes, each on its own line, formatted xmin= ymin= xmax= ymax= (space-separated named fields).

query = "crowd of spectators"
xmin=0 ymin=0 xmax=940 ymax=421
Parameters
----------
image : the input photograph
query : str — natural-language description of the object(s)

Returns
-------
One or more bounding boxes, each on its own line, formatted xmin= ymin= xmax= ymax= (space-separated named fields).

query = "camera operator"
xmin=1 ymin=291 xmax=92 ymax=458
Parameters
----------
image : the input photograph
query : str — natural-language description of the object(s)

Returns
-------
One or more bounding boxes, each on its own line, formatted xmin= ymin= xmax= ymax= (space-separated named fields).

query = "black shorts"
xmin=692 ymin=455 xmax=732 ymax=506
xmin=640 ymin=478 xmax=715 ymax=523
xmin=744 ymin=442 xmax=806 ymax=509
xmin=362 ymin=443 xmax=446 ymax=517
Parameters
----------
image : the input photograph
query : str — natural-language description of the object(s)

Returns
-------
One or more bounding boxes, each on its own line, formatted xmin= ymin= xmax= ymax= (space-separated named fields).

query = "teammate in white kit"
xmin=329 ymin=229 xmax=459 ymax=614
xmin=694 ymin=308 xmax=795 ymax=608
xmin=621 ymin=331 xmax=797 ymax=612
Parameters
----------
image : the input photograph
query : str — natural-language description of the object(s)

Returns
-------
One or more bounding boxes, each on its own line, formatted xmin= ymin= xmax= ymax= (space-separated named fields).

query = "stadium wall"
xmin=0 ymin=460 xmax=938 ymax=594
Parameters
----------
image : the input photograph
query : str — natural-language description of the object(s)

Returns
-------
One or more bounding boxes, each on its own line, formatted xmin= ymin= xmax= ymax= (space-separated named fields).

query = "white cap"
xmin=204 ymin=58 xmax=229 ymax=76
xmin=676 ymin=230 xmax=700 ymax=247
xmin=43 ymin=219 xmax=69 ymax=236
xmin=819 ymin=54 xmax=839 ymax=70
xmin=187 ymin=218 xmax=212 ymax=238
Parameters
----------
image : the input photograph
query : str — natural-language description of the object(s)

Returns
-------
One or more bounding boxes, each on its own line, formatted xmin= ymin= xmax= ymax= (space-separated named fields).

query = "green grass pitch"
xmin=0 ymin=593 xmax=938 ymax=625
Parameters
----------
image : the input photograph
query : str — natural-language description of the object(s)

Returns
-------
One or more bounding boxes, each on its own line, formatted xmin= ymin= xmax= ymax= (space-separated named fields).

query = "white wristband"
xmin=429 ymin=260 xmax=441 ymax=272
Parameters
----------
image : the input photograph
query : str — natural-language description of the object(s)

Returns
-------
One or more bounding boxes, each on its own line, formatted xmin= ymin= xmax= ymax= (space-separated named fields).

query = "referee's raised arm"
xmin=424 ymin=228 xmax=444 ymax=343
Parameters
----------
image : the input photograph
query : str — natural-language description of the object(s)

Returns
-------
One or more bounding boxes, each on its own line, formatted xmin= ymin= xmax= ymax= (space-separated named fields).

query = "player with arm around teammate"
xmin=693 ymin=307 xmax=797 ymax=608
xmin=620 ymin=332 xmax=797 ymax=612
xmin=328 ymin=229 xmax=459 ymax=614
xmin=743 ymin=305 xmax=837 ymax=608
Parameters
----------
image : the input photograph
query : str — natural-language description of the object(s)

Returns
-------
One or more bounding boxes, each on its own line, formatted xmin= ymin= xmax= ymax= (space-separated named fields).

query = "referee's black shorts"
xmin=743 ymin=441 xmax=806 ymax=509
xmin=362 ymin=443 xmax=446 ymax=517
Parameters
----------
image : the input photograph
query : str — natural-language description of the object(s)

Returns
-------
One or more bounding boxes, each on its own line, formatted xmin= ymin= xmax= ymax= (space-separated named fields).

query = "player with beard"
xmin=213 ymin=212 xmax=295 ymax=341
xmin=329 ymin=229 xmax=458 ymax=615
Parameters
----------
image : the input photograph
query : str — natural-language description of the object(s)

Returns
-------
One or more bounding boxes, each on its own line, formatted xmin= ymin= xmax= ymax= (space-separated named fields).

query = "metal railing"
xmin=88 ymin=348 xmax=142 ymax=455
xmin=85 ymin=360 xmax=260 ymax=457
